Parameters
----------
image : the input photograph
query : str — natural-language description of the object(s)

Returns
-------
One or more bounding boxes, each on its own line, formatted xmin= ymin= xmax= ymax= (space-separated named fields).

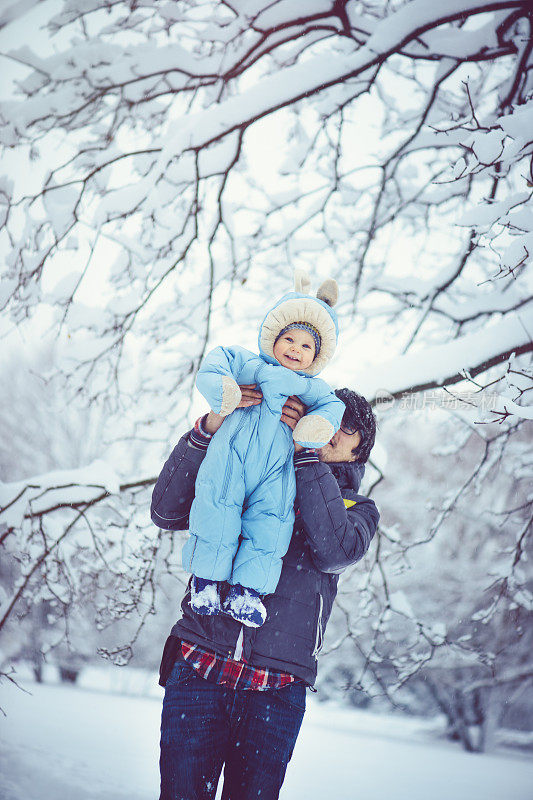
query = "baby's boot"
xmin=190 ymin=576 xmax=221 ymax=616
xmin=223 ymin=584 xmax=267 ymax=628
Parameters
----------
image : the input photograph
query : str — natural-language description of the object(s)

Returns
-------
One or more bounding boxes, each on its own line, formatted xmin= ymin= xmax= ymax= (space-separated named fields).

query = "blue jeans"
xmin=160 ymin=660 xmax=306 ymax=800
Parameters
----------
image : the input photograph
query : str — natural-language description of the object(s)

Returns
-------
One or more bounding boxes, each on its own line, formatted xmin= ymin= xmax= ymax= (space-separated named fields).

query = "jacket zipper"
xmin=234 ymin=626 xmax=244 ymax=660
xmin=312 ymin=593 xmax=324 ymax=659
xmin=187 ymin=538 xmax=197 ymax=571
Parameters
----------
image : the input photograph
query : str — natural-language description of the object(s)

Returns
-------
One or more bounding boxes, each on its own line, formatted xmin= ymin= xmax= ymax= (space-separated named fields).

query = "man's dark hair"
xmin=334 ymin=388 xmax=376 ymax=463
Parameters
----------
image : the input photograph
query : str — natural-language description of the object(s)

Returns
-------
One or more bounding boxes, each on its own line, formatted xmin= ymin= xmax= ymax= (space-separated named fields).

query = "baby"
xmin=182 ymin=272 xmax=345 ymax=626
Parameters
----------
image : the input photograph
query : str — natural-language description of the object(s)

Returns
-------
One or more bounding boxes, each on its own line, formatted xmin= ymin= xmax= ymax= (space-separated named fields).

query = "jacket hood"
xmin=258 ymin=291 xmax=339 ymax=377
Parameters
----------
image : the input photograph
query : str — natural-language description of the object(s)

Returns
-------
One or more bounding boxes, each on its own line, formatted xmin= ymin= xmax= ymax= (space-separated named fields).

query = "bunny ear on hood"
xmin=258 ymin=271 xmax=339 ymax=376
xmin=294 ymin=269 xmax=311 ymax=294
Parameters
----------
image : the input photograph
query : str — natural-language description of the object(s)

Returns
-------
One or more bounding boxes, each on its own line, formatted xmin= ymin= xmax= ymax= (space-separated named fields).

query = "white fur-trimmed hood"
xmin=258 ymin=290 xmax=339 ymax=376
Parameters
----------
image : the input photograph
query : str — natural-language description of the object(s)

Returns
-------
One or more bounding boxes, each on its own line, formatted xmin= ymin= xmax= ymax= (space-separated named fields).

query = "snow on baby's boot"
xmin=223 ymin=584 xmax=267 ymax=628
xmin=190 ymin=576 xmax=221 ymax=616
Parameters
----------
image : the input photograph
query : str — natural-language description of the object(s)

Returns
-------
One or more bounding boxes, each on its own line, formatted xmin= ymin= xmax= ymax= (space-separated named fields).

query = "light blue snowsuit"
xmin=182 ymin=292 xmax=345 ymax=594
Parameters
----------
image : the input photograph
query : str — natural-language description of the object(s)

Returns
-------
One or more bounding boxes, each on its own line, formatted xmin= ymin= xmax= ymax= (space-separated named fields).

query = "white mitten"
xmin=219 ymin=375 xmax=242 ymax=416
xmin=293 ymin=414 xmax=335 ymax=449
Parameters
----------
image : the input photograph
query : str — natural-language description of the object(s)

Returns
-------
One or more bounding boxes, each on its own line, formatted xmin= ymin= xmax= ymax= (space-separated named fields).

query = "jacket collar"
xmin=329 ymin=461 xmax=365 ymax=493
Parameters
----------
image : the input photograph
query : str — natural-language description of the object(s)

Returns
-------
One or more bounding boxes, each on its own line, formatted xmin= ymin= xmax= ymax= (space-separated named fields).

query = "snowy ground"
xmin=1 ymin=671 xmax=532 ymax=800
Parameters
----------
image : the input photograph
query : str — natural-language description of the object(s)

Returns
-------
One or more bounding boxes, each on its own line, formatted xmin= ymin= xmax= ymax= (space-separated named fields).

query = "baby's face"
xmin=273 ymin=328 xmax=315 ymax=371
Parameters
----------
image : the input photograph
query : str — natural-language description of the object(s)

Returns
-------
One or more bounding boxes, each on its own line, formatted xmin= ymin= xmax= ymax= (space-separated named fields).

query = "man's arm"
xmin=294 ymin=454 xmax=379 ymax=573
xmin=150 ymin=422 xmax=211 ymax=530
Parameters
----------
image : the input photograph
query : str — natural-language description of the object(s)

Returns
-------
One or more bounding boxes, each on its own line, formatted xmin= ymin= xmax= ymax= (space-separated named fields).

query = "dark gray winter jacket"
xmin=151 ymin=428 xmax=379 ymax=686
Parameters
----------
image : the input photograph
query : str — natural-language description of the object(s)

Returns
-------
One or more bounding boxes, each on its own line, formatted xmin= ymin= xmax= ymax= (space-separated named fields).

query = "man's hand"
xmin=204 ymin=384 xmax=263 ymax=435
xmin=281 ymin=395 xmax=307 ymax=452
xmin=238 ymin=384 xmax=264 ymax=408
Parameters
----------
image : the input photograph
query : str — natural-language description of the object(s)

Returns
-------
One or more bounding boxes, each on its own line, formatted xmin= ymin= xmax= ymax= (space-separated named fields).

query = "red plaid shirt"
xmin=180 ymin=640 xmax=298 ymax=691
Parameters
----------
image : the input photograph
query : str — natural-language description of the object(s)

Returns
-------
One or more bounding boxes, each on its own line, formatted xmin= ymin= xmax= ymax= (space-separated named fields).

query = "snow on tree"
xmin=0 ymin=0 xmax=532 ymax=741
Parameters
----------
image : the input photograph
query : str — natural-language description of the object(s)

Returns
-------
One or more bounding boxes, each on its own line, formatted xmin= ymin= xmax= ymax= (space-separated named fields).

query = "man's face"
xmin=318 ymin=427 xmax=361 ymax=463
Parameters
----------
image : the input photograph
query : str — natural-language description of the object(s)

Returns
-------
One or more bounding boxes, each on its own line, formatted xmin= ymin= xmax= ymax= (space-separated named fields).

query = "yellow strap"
xmin=343 ymin=498 xmax=357 ymax=509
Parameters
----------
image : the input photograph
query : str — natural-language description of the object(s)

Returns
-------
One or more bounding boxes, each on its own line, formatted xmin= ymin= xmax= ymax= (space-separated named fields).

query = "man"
xmin=151 ymin=385 xmax=379 ymax=800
